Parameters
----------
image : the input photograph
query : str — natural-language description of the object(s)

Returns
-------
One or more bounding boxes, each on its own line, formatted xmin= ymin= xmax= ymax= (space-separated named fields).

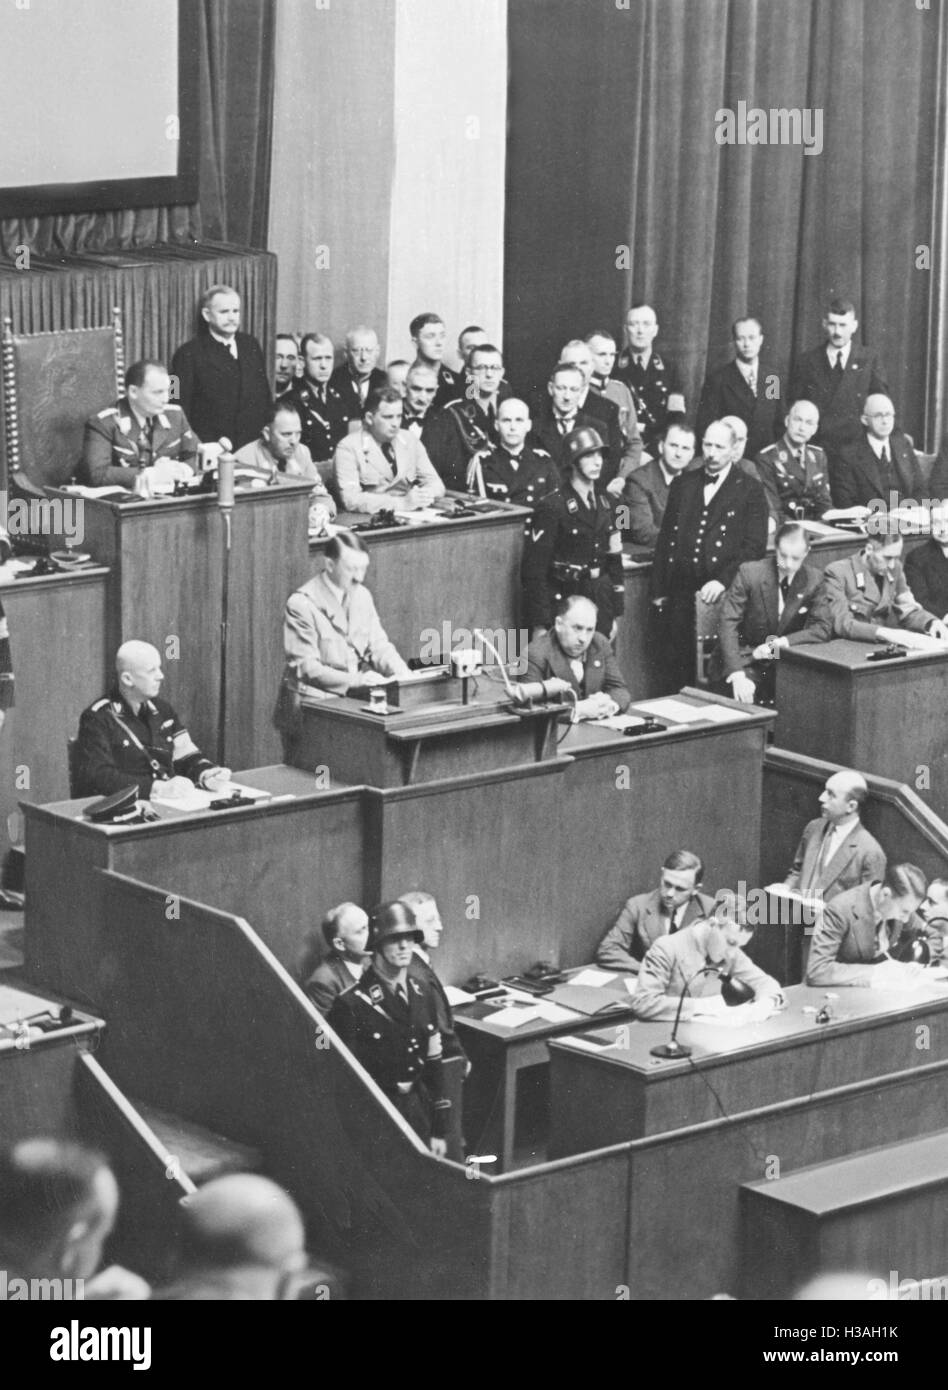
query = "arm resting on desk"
xmin=806 ymin=906 xmax=876 ymax=987
xmin=596 ymin=898 xmax=647 ymax=973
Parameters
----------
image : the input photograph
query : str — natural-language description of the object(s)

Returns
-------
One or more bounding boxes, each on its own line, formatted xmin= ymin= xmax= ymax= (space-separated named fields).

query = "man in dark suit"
xmin=524 ymin=595 xmax=631 ymax=720
xmin=613 ymin=304 xmax=685 ymax=454
xmin=711 ymin=522 xmax=822 ymax=705
xmin=789 ymin=297 xmax=888 ymax=463
xmin=807 ymin=864 xmax=929 ymax=987
xmin=695 ymin=316 xmax=782 ymax=460
xmin=170 ymin=285 xmax=271 ymax=450
xmin=904 ymin=503 xmax=948 ymax=620
xmin=623 ymin=417 xmax=696 ymax=545
xmin=77 ymin=359 xmax=198 ymax=489
xmin=597 ymin=849 xmax=717 ymax=973
xmin=776 ymin=771 xmax=886 ymax=905
xmin=300 ymin=902 xmax=369 ymax=1015
xmin=529 ymin=364 xmax=619 ymax=483
xmin=558 ymin=340 xmax=641 ymax=481
xmin=410 ymin=312 xmax=463 ymax=409
xmin=329 ymin=326 xmax=388 ymax=430
xmin=649 ymin=419 xmax=769 ymax=690
xmin=830 ymin=394 xmax=927 ymax=509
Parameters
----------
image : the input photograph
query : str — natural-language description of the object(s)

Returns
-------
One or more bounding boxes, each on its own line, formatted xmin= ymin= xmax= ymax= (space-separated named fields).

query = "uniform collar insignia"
xmin=118 ymin=416 xmax=132 ymax=435
xmin=368 ymin=983 xmax=384 ymax=1003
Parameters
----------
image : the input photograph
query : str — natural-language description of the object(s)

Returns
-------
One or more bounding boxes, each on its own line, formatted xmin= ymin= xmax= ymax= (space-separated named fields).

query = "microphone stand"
xmin=216 ymin=454 xmax=235 ymax=767
xmin=650 ymin=964 xmax=754 ymax=1059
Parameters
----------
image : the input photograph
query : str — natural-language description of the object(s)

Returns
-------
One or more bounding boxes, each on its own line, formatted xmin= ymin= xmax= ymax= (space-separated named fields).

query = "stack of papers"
xmin=633 ymin=698 xmax=708 ymax=724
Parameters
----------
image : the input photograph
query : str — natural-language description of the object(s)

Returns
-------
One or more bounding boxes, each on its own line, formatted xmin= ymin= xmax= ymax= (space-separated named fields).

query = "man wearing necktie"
xmin=597 ymin=849 xmax=717 ymax=974
xmin=332 ymin=386 xmax=445 ymax=514
xmin=695 ymin=316 xmax=782 ymax=460
xmin=776 ymin=770 xmax=886 ymax=905
xmin=328 ymin=326 xmax=389 ymax=433
xmin=712 ymin=521 xmax=823 ymax=705
xmin=755 ymin=400 xmax=833 ymax=525
xmin=804 ymin=522 xmax=948 ymax=645
xmin=523 ymin=594 xmax=631 ymax=721
xmin=280 ymin=333 xmax=349 ymax=471
xmin=829 ymin=393 xmax=927 ymax=509
xmin=807 ymin=863 xmax=937 ymax=986
xmin=612 ymin=304 xmax=685 ymax=454
xmin=77 ymin=359 xmax=198 ymax=490
xmin=170 ymin=285 xmax=271 ymax=450
xmin=649 ymin=418 xmax=769 ymax=691
xmin=329 ymin=901 xmax=452 ymax=1156
xmin=527 ymin=363 xmax=615 ymax=480
xmin=789 ymin=298 xmax=888 ymax=465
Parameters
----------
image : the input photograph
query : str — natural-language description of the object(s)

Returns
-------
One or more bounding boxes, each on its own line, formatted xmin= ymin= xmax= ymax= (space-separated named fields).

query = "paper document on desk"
xmin=692 ymin=704 xmax=751 ymax=723
xmin=551 ymin=984 xmax=628 ymax=1016
xmin=800 ymin=520 xmax=854 ymax=538
xmin=633 ymin=698 xmax=708 ymax=724
xmin=531 ymin=1001 xmax=581 ymax=1024
xmin=393 ymin=508 xmax=443 ymax=524
xmin=445 ymin=985 xmax=477 ymax=1006
xmin=488 ymin=1005 xmax=543 ymax=1028
xmin=590 ymin=714 xmax=647 ymax=731
xmin=875 ymin=627 xmax=948 ymax=653
xmin=569 ymin=968 xmax=616 ymax=988
xmin=212 ymin=783 xmax=272 ymax=801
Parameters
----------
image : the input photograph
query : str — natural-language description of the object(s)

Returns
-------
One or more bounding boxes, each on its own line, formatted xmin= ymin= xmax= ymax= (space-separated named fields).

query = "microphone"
xmin=216 ymin=451 xmax=236 ymax=510
xmin=650 ymin=963 xmax=755 ymax=1059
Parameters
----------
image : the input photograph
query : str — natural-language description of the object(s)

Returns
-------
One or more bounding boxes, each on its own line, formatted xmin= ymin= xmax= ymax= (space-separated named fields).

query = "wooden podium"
xmin=61 ymin=482 xmax=313 ymax=770
xmin=777 ymin=638 xmax=948 ymax=824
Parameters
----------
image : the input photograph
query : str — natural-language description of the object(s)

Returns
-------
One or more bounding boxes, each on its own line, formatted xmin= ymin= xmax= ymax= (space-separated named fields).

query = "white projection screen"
xmin=0 ymin=0 xmax=198 ymax=217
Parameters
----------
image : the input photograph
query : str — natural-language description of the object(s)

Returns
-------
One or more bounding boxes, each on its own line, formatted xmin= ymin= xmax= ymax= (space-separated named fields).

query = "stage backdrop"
xmin=268 ymin=0 xmax=507 ymax=368
xmin=505 ymin=0 xmax=943 ymax=448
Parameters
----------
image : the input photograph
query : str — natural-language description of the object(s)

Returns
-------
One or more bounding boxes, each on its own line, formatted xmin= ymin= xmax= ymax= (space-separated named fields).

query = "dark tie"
xmin=833 ymin=351 xmax=845 ymax=375
xmin=139 ymin=417 xmax=155 ymax=466
xmin=382 ymin=443 xmax=396 ymax=469
xmin=395 ymin=983 xmax=408 ymax=1006
xmin=779 ymin=576 xmax=791 ymax=599
xmin=635 ymin=355 xmax=645 ymax=370
xmin=878 ymin=443 xmax=896 ymax=491
xmin=558 ymin=417 xmax=573 ymax=436
xmin=486 ymin=402 xmax=496 ymax=434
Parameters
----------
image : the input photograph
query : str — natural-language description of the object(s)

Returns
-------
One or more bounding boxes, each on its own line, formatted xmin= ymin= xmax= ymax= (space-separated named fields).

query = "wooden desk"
xmin=311 ymin=500 xmax=531 ymax=665
xmin=290 ymin=684 xmax=564 ymax=787
xmin=547 ymin=980 xmax=948 ymax=1157
xmin=0 ymin=564 xmax=108 ymax=849
xmin=62 ymin=483 xmax=313 ymax=771
xmin=455 ymin=969 xmax=635 ymax=1172
xmin=777 ymin=638 xmax=948 ymax=824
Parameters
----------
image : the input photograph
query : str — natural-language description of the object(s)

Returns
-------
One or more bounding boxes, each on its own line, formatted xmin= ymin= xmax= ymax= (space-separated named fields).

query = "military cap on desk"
xmin=85 ymin=785 xmax=141 ymax=824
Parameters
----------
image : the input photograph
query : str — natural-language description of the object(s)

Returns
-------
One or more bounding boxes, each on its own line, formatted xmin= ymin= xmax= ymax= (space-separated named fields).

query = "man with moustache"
xmin=790 ymin=298 xmax=889 ymax=463
xmin=529 ymin=363 xmax=619 ymax=482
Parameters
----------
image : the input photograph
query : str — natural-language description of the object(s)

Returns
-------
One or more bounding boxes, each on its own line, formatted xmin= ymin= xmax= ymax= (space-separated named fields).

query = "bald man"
xmin=74 ymin=640 xmax=230 ymax=800
xmin=152 ymin=1174 xmax=307 ymax=1301
xmin=777 ymin=770 xmax=886 ymax=903
xmin=830 ymin=393 xmax=926 ymax=509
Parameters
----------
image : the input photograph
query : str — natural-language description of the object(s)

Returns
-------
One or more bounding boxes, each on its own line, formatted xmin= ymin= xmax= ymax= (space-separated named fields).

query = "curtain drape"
xmin=505 ymin=0 xmax=941 ymax=444
xmin=0 ymin=0 xmax=274 ymax=261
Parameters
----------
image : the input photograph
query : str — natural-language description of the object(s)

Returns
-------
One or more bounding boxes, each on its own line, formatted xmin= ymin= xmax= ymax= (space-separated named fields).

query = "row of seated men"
xmin=0 ymin=1138 xmax=335 ymax=1302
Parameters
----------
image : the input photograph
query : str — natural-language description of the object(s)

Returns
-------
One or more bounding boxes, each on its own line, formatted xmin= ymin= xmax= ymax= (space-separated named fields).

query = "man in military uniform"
xmin=521 ymin=427 xmax=625 ymax=637
xmin=755 ymin=400 xmax=833 ymax=526
xmin=280 ymin=333 xmax=349 ymax=475
xmin=329 ymin=902 xmax=452 ymax=1157
xmin=422 ymin=343 xmax=506 ymax=491
xmin=803 ymin=524 xmax=948 ymax=646
xmin=613 ymin=304 xmax=685 ymax=455
xmin=74 ymin=640 xmax=230 ymax=799
xmin=649 ymin=419 xmax=769 ymax=691
xmin=468 ymin=397 xmax=558 ymax=507
xmin=409 ymin=312 xmax=463 ymax=410
xmin=77 ymin=360 xmax=198 ymax=490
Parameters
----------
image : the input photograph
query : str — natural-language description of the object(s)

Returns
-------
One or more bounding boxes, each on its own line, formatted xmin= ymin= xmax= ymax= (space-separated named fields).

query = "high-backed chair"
xmin=1 ymin=308 xmax=125 ymax=491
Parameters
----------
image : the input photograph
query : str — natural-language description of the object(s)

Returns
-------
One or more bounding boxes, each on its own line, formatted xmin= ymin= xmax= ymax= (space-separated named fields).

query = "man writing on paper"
xmin=523 ymin=595 xmax=630 ymax=722
xmin=806 ymin=863 xmax=940 ymax=987
xmin=74 ymin=641 xmax=230 ymax=800
xmin=597 ymin=849 xmax=717 ymax=974
xmin=632 ymin=892 xmax=784 ymax=1022
xmin=333 ymin=387 xmax=446 ymax=514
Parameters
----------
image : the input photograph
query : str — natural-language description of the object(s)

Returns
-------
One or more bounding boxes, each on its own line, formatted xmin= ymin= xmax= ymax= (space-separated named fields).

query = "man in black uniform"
xmin=74 ymin=641 xmax=230 ymax=800
xmin=649 ymin=419 xmax=769 ymax=691
xmin=422 ymin=343 xmax=507 ymax=491
xmin=329 ymin=902 xmax=452 ymax=1157
xmin=409 ymin=312 xmax=463 ymax=410
xmin=280 ymin=333 xmax=348 ymax=475
xmin=613 ymin=304 xmax=686 ymax=455
xmin=521 ymin=427 xmax=625 ymax=637
xmin=468 ymin=397 xmax=558 ymax=507
xmin=329 ymin=326 xmax=388 ymax=430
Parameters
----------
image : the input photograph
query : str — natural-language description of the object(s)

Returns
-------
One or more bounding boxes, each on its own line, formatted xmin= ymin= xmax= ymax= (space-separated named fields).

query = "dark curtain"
xmin=0 ymin=0 xmax=274 ymax=261
xmin=505 ymin=0 xmax=941 ymax=445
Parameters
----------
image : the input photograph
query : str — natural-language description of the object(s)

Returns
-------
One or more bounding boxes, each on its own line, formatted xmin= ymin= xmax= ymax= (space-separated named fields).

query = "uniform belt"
xmin=395 ymin=1080 xmax=414 ymax=1095
xmin=552 ymin=561 xmax=601 ymax=581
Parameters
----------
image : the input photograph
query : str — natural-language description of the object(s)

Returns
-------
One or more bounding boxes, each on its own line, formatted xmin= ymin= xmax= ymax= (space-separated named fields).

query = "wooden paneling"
xmin=0 ymin=568 xmax=108 ymax=851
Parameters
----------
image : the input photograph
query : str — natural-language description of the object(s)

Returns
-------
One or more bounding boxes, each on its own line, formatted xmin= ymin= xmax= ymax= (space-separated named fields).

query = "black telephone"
xmin=866 ymin=644 xmax=907 ymax=661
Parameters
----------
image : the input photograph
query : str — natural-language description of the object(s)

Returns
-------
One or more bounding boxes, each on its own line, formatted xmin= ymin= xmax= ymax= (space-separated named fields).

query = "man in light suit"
xmin=333 ymin=386 xmax=445 ymax=514
xmin=300 ymin=903 xmax=370 ymax=1015
xmin=623 ymin=417 xmax=696 ymax=546
xmin=830 ymin=394 xmax=927 ymax=510
xmin=807 ymin=864 xmax=931 ymax=987
xmin=649 ymin=418 xmax=769 ymax=690
xmin=789 ymin=297 xmax=888 ymax=463
xmin=280 ymin=530 xmax=410 ymax=710
xmin=524 ymin=595 xmax=631 ymax=720
xmin=170 ymin=285 xmax=271 ymax=450
xmin=904 ymin=502 xmax=948 ymax=620
xmin=711 ymin=522 xmax=823 ymax=705
xmin=597 ymin=849 xmax=717 ymax=974
xmin=695 ymin=316 xmax=782 ymax=461
xmin=803 ymin=526 xmax=948 ymax=644
xmin=781 ymin=770 xmax=886 ymax=904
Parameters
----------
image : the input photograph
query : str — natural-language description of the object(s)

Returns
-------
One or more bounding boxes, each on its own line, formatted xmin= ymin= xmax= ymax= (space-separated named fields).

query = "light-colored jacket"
xmin=283 ymin=571 xmax=410 ymax=695
xmin=333 ymin=427 xmax=445 ymax=513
